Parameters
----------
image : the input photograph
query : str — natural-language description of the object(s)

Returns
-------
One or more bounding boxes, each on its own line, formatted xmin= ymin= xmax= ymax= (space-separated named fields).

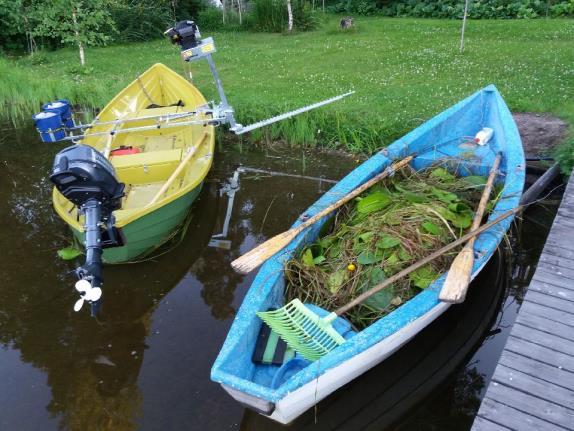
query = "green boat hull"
xmin=73 ymin=183 xmax=203 ymax=264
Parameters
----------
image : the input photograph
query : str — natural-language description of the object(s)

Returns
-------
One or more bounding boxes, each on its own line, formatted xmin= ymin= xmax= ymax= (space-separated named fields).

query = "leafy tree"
xmin=0 ymin=0 xmax=37 ymax=52
xmin=31 ymin=0 xmax=116 ymax=65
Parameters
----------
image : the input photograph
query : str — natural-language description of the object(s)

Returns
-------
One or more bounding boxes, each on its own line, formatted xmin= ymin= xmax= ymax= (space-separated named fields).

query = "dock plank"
xmin=516 ymin=312 xmax=574 ymax=342
xmin=472 ymin=172 xmax=574 ymax=431
xmin=523 ymin=290 xmax=574 ymax=314
xmin=505 ymin=336 xmax=574 ymax=373
xmin=499 ymin=350 xmax=574 ymax=390
xmin=520 ymin=301 xmax=574 ymax=328
xmin=477 ymin=398 xmax=566 ymax=431
xmin=535 ymin=262 xmax=574 ymax=283
xmin=472 ymin=416 xmax=511 ymax=431
xmin=485 ymin=382 xmax=574 ymax=428
xmin=528 ymin=277 xmax=574 ymax=298
xmin=511 ymin=324 xmax=574 ymax=356
xmin=492 ymin=365 xmax=574 ymax=410
xmin=543 ymin=245 xmax=574 ymax=261
xmin=540 ymin=253 xmax=574 ymax=269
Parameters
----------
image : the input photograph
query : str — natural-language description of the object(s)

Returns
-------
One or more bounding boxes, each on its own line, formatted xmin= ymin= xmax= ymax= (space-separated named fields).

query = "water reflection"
xmin=0 ymin=123 xmax=561 ymax=430
xmin=0 ymin=125 xmax=356 ymax=430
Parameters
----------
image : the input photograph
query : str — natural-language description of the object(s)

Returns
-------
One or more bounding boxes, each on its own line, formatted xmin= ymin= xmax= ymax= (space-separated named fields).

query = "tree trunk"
xmin=22 ymin=15 xmax=37 ymax=55
xmin=237 ymin=0 xmax=243 ymax=25
xmin=72 ymin=7 xmax=85 ymax=66
xmin=460 ymin=0 xmax=470 ymax=53
xmin=287 ymin=0 xmax=293 ymax=32
xmin=222 ymin=0 xmax=226 ymax=24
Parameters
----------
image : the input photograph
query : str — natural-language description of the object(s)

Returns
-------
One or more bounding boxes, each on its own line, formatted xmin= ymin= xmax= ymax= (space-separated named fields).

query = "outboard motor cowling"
xmin=50 ymin=145 xmax=125 ymax=314
xmin=51 ymin=144 xmax=124 ymax=209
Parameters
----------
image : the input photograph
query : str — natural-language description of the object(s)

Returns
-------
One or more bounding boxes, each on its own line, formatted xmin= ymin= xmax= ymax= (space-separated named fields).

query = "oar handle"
xmin=470 ymin=153 xmax=502 ymax=232
xmin=293 ymin=156 xmax=414 ymax=235
xmin=335 ymin=205 xmax=520 ymax=316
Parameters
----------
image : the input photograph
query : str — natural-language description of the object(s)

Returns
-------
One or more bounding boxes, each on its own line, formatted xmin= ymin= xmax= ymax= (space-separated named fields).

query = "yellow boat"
xmin=53 ymin=63 xmax=215 ymax=263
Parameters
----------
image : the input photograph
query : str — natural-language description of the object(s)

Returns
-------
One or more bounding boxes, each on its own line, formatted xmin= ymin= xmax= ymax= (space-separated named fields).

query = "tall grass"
xmin=1 ymin=16 xmax=573 ymax=162
xmin=250 ymin=0 xmax=319 ymax=32
xmin=251 ymin=0 xmax=288 ymax=32
xmin=0 ymin=57 xmax=107 ymax=124
xmin=555 ymin=136 xmax=574 ymax=175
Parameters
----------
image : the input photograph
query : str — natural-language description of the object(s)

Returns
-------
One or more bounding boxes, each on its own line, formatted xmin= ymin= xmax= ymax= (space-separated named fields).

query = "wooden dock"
xmin=472 ymin=173 xmax=574 ymax=431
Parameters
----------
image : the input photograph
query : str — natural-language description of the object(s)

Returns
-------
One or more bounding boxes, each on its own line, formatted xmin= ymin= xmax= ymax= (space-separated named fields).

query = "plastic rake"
xmin=257 ymin=299 xmax=344 ymax=361
xmin=257 ymin=206 xmax=520 ymax=361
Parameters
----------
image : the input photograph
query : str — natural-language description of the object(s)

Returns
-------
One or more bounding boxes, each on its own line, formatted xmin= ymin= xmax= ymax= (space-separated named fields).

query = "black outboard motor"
xmin=164 ymin=20 xmax=201 ymax=50
xmin=50 ymin=145 xmax=125 ymax=313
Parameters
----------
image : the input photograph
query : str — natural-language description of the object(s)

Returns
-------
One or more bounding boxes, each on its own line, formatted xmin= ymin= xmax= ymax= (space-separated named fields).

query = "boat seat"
xmin=112 ymin=148 xmax=183 ymax=184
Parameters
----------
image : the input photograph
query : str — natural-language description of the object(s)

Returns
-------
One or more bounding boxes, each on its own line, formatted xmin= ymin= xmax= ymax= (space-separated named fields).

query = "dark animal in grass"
xmin=340 ymin=17 xmax=353 ymax=29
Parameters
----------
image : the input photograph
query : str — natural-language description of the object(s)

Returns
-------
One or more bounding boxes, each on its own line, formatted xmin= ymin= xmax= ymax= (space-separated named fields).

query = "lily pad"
xmin=386 ymin=252 xmax=400 ymax=266
xmin=57 ymin=246 xmax=82 ymax=260
xmin=362 ymin=268 xmax=393 ymax=310
xmin=328 ymin=242 xmax=342 ymax=258
xmin=409 ymin=265 xmax=439 ymax=289
xmin=464 ymin=176 xmax=487 ymax=187
xmin=357 ymin=250 xmax=384 ymax=265
xmin=377 ymin=235 xmax=401 ymax=249
xmin=452 ymin=211 xmax=473 ymax=229
xmin=398 ymin=247 xmax=412 ymax=261
xmin=301 ymin=248 xmax=315 ymax=266
xmin=448 ymin=202 xmax=471 ymax=213
xmin=432 ymin=187 xmax=458 ymax=203
xmin=358 ymin=232 xmax=374 ymax=242
xmin=328 ymin=270 xmax=347 ymax=294
xmin=395 ymin=184 xmax=427 ymax=203
xmin=421 ymin=221 xmax=441 ymax=235
xmin=430 ymin=168 xmax=456 ymax=182
xmin=313 ymin=255 xmax=326 ymax=265
xmin=357 ymin=191 xmax=392 ymax=214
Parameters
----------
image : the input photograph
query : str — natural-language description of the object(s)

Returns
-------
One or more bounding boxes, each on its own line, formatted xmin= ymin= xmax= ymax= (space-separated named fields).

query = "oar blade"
xmin=231 ymin=229 xmax=299 ymax=274
xmin=438 ymin=245 xmax=474 ymax=303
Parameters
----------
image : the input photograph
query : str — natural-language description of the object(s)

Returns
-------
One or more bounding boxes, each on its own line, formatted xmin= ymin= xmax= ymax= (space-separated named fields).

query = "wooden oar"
xmin=258 ymin=205 xmax=521 ymax=361
xmin=439 ymin=152 xmax=502 ymax=304
xmin=231 ymin=156 xmax=414 ymax=274
xmin=147 ymin=132 xmax=208 ymax=207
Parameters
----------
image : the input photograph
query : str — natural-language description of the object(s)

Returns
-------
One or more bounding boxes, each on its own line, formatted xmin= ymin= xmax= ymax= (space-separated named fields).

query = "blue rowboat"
xmin=211 ymin=85 xmax=525 ymax=424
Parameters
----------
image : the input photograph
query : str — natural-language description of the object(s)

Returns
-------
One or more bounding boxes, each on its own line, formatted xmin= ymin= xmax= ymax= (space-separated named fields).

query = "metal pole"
xmin=205 ymin=54 xmax=236 ymax=128
xmin=206 ymin=54 xmax=230 ymax=107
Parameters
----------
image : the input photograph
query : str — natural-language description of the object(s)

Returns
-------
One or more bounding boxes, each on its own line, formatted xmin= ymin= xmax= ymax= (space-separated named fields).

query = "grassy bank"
xmin=2 ymin=16 xmax=573 ymax=157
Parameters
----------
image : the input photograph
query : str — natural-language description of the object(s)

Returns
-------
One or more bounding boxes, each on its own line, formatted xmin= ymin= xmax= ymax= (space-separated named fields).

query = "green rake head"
xmin=256 ymin=299 xmax=346 ymax=361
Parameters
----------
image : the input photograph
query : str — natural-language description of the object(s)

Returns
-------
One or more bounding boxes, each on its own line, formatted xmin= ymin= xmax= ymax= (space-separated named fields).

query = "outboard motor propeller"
xmin=50 ymin=145 xmax=125 ymax=314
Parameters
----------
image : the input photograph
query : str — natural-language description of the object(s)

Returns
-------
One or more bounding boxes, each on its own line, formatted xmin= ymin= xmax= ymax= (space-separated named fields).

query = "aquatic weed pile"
xmin=285 ymin=164 xmax=491 ymax=330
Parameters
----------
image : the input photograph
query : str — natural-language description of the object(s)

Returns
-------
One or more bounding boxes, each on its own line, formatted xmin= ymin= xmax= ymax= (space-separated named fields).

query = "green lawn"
xmin=3 ymin=16 xmax=573 ymax=157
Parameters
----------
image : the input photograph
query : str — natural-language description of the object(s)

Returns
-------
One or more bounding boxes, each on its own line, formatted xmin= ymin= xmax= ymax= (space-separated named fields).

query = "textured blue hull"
xmin=212 ymin=86 xmax=525 ymax=414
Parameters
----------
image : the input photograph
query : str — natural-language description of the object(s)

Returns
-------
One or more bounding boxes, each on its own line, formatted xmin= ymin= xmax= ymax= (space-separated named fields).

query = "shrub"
xmin=329 ymin=0 xmax=574 ymax=19
xmin=111 ymin=0 xmax=173 ymax=42
xmin=250 ymin=0 xmax=319 ymax=32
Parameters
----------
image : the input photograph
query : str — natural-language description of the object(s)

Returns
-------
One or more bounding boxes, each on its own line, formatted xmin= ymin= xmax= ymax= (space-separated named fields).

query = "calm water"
xmin=0 ymin=124 xmax=559 ymax=430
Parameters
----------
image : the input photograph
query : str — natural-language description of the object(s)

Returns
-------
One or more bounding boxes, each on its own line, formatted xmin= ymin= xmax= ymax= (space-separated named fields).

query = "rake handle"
xmin=291 ymin=156 xmax=414 ymax=236
xmin=335 ymin=205 xmax=520 ymax=316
